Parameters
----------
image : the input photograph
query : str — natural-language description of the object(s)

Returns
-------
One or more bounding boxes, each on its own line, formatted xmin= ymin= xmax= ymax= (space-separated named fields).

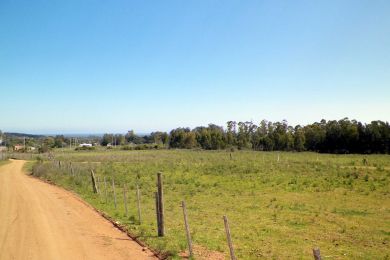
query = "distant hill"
xmin=4 ymin=132 xmax=46 ymax=138
xmin=63 ymin=133 xmax=103 ymax=138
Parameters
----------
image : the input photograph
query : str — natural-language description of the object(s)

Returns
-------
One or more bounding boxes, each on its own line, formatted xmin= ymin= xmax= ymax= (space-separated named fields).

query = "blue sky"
xmin=0 ymin=0 xmax=389 ymax=134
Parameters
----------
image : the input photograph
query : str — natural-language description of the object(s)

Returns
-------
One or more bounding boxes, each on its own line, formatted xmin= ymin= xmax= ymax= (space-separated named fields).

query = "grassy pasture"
xmin=0 ymin=159 xmax=10 ymax=167
xmin=31 ymin=150 xmax=390 ymax=259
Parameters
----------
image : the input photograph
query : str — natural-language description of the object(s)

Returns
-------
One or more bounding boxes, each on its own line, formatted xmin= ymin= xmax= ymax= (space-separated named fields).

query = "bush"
xmin=122 ymin=145 xmax=134 ymax=151
xmin=75 ymin=146 xmax=96 ymax=151
xmin=39 ymin=145 xmax=50 ymax=153
xmin=124 ymin=144 xmax=162 ymax=150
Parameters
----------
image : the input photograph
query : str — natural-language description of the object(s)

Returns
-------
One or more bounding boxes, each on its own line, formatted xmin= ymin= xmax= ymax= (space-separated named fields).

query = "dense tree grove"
xmin=165 ymin=119 xmax=390 ymax=154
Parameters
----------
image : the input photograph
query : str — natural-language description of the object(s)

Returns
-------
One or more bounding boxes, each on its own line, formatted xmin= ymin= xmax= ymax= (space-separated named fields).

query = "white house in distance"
xmin=14 ymin=144 xmax=24 ymax=151
xmin=79 ymin=143 xmax=93 ymax=147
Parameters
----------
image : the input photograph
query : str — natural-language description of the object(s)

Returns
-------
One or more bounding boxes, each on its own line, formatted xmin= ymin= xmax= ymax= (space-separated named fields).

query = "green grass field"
xmin=0 ymin=160 xmax=10 ymax=167
xmin=30 ymin=149 xmax=390 ymax=259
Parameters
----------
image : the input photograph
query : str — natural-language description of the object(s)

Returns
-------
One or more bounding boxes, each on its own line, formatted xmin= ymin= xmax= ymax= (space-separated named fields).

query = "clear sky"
xmin=1 ymin=0 xmax=389 ymax=134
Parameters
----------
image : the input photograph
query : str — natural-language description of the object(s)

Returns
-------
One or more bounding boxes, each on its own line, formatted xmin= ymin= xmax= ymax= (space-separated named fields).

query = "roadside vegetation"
xmin=0 ymin=160 xmax=10 ymax=167
xmin=30 ymin=149 xmax=390 ymax=259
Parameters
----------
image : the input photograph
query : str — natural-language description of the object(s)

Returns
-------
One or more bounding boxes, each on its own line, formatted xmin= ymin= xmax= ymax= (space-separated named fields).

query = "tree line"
xmin=2 ymin=118 xmax=389 ymax=154
xmin=146 ymin=118 xmax=390 ymax=154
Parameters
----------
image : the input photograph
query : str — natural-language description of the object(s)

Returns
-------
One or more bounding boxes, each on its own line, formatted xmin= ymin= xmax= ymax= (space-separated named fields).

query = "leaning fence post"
xmin=123 ymin=184 xmax=128 ymax=217
xmin=91 ymin=170 xmax=98 ymax=193
xmin=157 ymin=172 xmax=165 ymax=236
xmin=112 ymin=178 xmax=117 ymax=209
xmin=223 ymin=215 xmax=236 ymax=260
xmin=182 ymin=201 xmax=193 ymax=257
xmin=313 ymin=248 xmax=321 ymax=260
xmin=136 ymin=184 xmax=142 ymax=224
xmin=104 ymin=176 xmax=108 ymax=204
xmin=97 ymin=176 xmax=101 ymax=194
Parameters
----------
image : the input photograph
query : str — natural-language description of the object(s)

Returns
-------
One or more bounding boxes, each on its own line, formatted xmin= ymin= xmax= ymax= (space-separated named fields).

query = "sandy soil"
xmin=0 ymin=160 xmax=157 ymax=260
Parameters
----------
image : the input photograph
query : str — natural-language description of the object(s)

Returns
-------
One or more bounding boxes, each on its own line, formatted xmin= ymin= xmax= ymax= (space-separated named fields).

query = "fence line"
xmin=30 ymin=159 xmax=327 ymax=260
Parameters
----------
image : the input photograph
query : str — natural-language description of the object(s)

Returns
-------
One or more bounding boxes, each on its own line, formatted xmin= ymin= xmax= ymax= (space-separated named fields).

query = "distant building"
xmin=0 ymin=146 xmax=7 ymax=152
xmin=79 ymin=143 xmax=93 ymax=147
xmin=14 ymin=144 xmax=24 ymax=151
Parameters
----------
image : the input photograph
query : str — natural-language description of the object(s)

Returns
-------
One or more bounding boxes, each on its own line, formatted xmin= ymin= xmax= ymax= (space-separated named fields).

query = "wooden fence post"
xmin=136 ymin=184 xmax=142 ymax=224
xmin=97 ymin=176 xmax=100 ymax=194
xmin=104 ymin=177 xmax=108 ymax=204
xmin=223 ymin=215 xmax=236 ymax=260
xmin=73 ymin=167 xmax=78 ymax=185
xmin=155 ymin=192 xmax=160 ymax=235
xmin=112 ymin=179 xmax=117 ymax=209
xmin=313 ymin=248 xmax=321 ymax=260
xmin=182 ymin=201 xmax=193 ymax=257
xmin=157 ymin=172 xmax=165 ymax=236
xmin=91 ymin=170 xmax=98 ymax=193
xmin=123 ymin=184 xmax=128 ymax=217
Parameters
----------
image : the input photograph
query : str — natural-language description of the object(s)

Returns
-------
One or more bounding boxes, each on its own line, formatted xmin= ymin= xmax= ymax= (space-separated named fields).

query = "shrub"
xmin=75 ymin=146 xmax=96 ymax=151
xmin=122 ymin=145 xmax=134 ymax=151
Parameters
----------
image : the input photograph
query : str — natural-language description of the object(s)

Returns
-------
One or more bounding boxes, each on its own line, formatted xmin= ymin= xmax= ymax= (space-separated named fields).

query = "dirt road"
xmin=0 ymin=160 xmax=157 ymax=260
